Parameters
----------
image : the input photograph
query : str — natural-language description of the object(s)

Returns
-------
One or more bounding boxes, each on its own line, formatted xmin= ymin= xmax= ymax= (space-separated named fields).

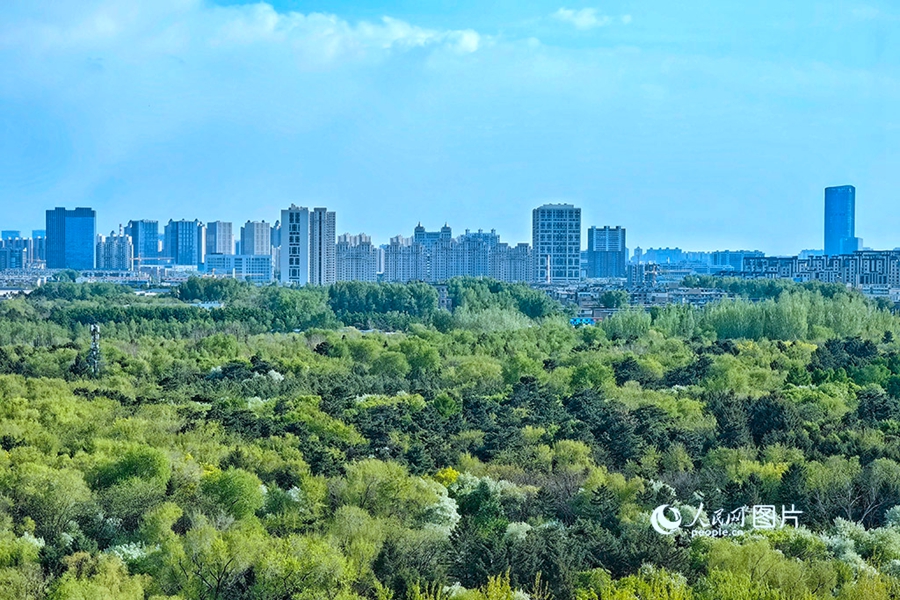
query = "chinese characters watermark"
xmin=651 ymin=503 xmax=803 ymax=537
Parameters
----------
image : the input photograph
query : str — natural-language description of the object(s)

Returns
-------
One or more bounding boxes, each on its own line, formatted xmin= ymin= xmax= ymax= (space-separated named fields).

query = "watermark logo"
xmin=650 ymin=504 xmax=683 ymax=535
xmin=651 ymin=503 xmax=803 ymax=537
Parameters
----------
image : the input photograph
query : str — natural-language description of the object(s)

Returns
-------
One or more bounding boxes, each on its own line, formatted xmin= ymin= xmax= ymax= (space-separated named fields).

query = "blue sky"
xmin=1 ymin=0 xmax=897 ymax=253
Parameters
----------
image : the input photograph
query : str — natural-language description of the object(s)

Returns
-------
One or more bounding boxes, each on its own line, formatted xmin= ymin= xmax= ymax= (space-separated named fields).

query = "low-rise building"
xmin=206 ymin=254 xmax=274 ymax=284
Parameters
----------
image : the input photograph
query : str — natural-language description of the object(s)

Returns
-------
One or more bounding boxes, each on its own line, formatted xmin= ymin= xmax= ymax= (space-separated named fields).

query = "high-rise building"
xmin=376 ymin=247 xmax=385 ymax=275
xmin=1 ymin=237 xmax=33 ymax=267
xmin=413 ymin=223 xmax=453 ymax=248
xmin=309 ymin=208 xmax=336 ymax=286
xmin=380 ymin=224 xmax=532 ymax=284
xmin=532 ymin=204 xmax=581 ymax=283
xmin=336 ymin=233 xmax=378 ymax=282
xmin=491 ymin=243 xmax=534 ymax=283
xmin=126 ymin=220 xmax=159 ymax=267
xmin=164 ymin=219 xmax=204 ymax=267
xmin=825 ymin=185 xmax=856 ymax=256
xmin=633 ymin=247 xmax=643 ymax=264
xmin=271 ymin=221 xmax=282 ymax=248
xmin=31 ymin=230 xmax=45 ymax=239
xmin=31 ymin=236 xmax=46 ymax=265
xmin=240 ymin=221 xmax=271 ymax=256
xmin=2 ymin=231 xmax=21 ymax=241
xmin=431 ymin=232 xmax=494 ymax=281
xmin=586 ymin=226 xmax=627 ymax=278
xmin=206 ymin=222 xmax=233 ymax=256
xmin=46 ymin=207 xmax=97 ymax=269
xmin=0 ymin=247 xmax=27 ymax=269
xmin=280 ymin=205 xmax=309 ymax=285
xmin=96 ymin=230 xmax=134 ymax=270
xmin=383 ymin=235 xmax=428 ymax=282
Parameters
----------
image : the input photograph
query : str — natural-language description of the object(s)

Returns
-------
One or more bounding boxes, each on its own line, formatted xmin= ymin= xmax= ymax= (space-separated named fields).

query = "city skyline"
xmin=3 ymin=194 xmax=900 ymax=292
xmin=1 ymin=1 xmax=898 ymax=254
xmin=3 ymin=182 xmax=893 ymax=258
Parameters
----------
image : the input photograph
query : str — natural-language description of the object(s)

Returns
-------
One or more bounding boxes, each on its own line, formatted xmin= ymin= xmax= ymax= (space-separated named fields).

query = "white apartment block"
xmin=96 ymin=232 xmax=134 ymax=270
xmin=383 ymin=236 xmax=428 ymax=282
xmin=491 ymin=242 xmax=534 ymax=283
xmin=240 ymin=221 xmax=272 ymax=256
xmin=309 ymin=208 xmax=336 ymax=286
xmin=532 ymin=204 xmax=582 ymax=284
xmin=336 ymin=233 xmax=378 ymax=282
xmin=206 ymin=221 xmax=233 ymax=256
xmin=280 ymin=205 xmax=309 ymax=285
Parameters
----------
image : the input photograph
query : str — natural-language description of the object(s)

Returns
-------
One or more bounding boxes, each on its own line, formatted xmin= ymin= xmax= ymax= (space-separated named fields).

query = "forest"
xmin=2 ymin=277 xmax=900 ymax=599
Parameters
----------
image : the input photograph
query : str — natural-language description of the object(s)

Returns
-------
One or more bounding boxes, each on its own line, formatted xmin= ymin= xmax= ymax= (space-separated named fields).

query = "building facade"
xmin=206 ymin=221 xmax=233 ymax=256
xmin=491 ymin=242 xmax=534 ymax=283
xmin=743 ymin=251 xmax=900 ymax=287
xmin=126 ymin=220 xmax=159 ymax=267
xmin=164 ymin=220 xmax=204 ymax=267
xmin=0 ymin=237 xmax=38 ymax=268
xmin=825 ymin=185 xmax=857 ymax=256
xmin=709 ymin=250 xmax=765 ymax=272
xmin=206 ymin=254 xmax=273 ymax=284
xmin=240 ymin=221 xmax=271 ymax=256
xmin=46 ymin=207 xmax=97 ymax=269
xmin=383 ymin=236 xmax=428 ymax=282
xmin=0 ymin=247 xmax=27 ymax=270
xmin=309 ymin=208 xmax=336 ymax=286
xmin=586 ymin=226 xmax=627 ymax=278
xmin=96 ymin=231 xmax=134 ymax=270
xmin=280 ymin=205 xmax=309 ymax=285
xmin=336 ymin=233 xmax=378 ymax=282
xmin=532 ymin=204 xmax=581 ymax=284
xmin=381 ymin=226 xmax=533 ymax=284
xmin=271 ymin=221 xmax=282 ymax=249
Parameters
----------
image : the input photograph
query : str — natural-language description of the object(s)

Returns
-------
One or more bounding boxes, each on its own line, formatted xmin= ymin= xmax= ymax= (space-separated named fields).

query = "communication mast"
xmin=88 ymin=323 xmax=101 ymax=377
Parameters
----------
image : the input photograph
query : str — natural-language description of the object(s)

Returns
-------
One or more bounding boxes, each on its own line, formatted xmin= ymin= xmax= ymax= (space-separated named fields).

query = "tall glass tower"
xmin=824 ymin=185 xmax=856 ymax=256
xmin=46 ymin=207 xmax=97 ymax=269
xmin=126 ymin=220 xmax=160 ymax=267
xmin=164 ymin=219 xmax=204 ymax=267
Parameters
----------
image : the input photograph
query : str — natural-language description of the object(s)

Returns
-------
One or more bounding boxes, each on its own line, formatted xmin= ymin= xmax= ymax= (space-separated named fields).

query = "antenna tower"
xmin=88 ymin=324 xmax=101 ymax=377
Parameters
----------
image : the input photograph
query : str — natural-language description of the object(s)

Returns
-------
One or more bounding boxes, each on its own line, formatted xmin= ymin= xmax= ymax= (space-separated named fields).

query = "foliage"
xmin=0 ymin=279 xmax=899 ymax=599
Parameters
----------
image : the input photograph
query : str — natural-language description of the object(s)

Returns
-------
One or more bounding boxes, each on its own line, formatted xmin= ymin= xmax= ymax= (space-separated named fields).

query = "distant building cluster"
xmin=0 ymin=203 xmax=590 ymax=286
xmin=1 ymin=184 xmax=893 ymax=303
xmin=742 ymin=251 xmax=900 ymax=291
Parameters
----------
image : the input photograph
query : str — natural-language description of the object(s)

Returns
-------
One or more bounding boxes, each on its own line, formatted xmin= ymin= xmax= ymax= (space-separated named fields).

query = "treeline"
xmin=2 ymin=279 xmax=900 ymax=598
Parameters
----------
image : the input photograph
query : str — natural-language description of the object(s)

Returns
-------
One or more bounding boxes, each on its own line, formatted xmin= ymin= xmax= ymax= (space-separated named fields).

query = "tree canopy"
xmin=1 ymin=277 xmax=900 ymax=599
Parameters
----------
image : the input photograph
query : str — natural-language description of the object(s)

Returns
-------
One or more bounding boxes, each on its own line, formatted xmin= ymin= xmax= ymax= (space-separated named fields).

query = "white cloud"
xmin=213 ymin=7 xmax=480 ymax=53
xmin=553 ymin=7 xmax=612 ymax=30
xmin=1 ymin=0 xmax=481 ymax=62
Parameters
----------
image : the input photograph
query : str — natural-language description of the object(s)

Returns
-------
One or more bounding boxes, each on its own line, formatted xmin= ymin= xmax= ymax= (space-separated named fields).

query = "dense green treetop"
xmin=0 ymin=278 xmax=899 ymax=599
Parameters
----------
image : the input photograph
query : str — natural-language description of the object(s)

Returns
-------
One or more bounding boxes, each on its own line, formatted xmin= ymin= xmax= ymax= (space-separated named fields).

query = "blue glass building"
xmin=126 ymin=220 xmax=160 ymax=266
xmin=586 ymin=226 xmax=627 ymax=278
xmin=45 ymin=207 xmax=97 ymax=269
xmin=824 ymin=185 xmax=856 ymax=256
xmin=164 ymin=219 xmax=204 ymax=266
